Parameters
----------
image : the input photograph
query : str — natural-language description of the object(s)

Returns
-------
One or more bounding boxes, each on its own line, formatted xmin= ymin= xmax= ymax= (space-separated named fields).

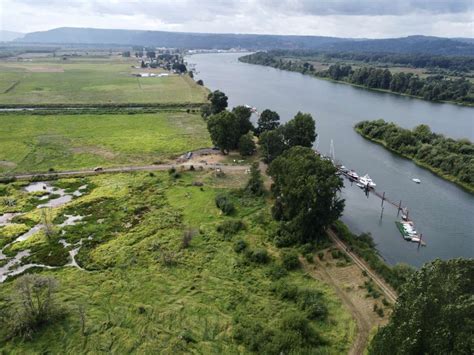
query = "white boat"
xmin=347 ymin=170 xmax=359 ymax=180
xmin=412 ymin=178 xmax=421 ymax=184
xmin=356 ymin=183 xmax=365 ymax=189
xmin=410 ymin=237 xmax=421 ymax=243
xmin=359 ymin=174 xmax=376 ymax=188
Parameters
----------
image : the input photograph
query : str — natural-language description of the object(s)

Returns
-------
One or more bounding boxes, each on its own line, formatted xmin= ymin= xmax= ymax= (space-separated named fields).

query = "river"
xmin=187 ymin=52 xmax=474 ymax=268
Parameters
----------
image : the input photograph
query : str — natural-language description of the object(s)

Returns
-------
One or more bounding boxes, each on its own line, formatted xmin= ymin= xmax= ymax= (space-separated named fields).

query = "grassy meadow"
xmin=0 ymin=112 xmax=211 ymax=174
xmin=0 ymin=57 xmax=209 ymax=105
xmin=0 ymin=171 xmax=354 ymax=353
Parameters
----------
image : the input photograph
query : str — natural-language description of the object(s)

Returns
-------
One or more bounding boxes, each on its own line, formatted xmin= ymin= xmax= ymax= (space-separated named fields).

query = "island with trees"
xmin=239 ymin=51 xmax=474 ymax=105
xmin=355 ymin=120 xmax=474 ymax=193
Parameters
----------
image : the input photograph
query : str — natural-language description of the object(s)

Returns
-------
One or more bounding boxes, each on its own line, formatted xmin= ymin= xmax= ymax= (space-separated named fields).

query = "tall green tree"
xmin=283 ymin=112 xmax=317 ymax=148
xmin=369 ymin=259 xmax=474 ymax=355
xmin=268 ymin=146 xmax=344 ymax=245
xmin=239 ymin=132 xmax=256 ymax=156
xmin=208 ymin=90 xmax=228 ymax=115
xmin=259 ymin=128 xmax=287 ymax=163
xmin=257 ymin=109 xmax=280 ymax=136
xmin=207 ymin=111 xmax=241 ymax=154
xmin=245 ymin=162 xmax=265 ymax=196
xmin=232 ymin=106 xmax=254 ymax=135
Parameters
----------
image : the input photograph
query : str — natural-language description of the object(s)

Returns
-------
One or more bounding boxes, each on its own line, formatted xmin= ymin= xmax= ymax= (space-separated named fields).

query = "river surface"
xmin=188 ymin=53 xmax=474 ymax=268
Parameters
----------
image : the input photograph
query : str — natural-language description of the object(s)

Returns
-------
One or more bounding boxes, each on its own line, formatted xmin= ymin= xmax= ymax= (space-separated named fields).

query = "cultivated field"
xmin=0 ymin=172 xmax=354 ymax=353
xmin=0 ymin=112 xmax=211 ymax=173
xmin=0 ymin=56 xmax=209 ymax=105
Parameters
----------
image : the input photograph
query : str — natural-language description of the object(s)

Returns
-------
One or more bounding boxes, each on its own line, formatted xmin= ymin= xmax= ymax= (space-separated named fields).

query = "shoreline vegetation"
xmin=239 ymin=52 xmax=474 ymax=107
xmin=354 ymin=120 xmax=474 ymax=194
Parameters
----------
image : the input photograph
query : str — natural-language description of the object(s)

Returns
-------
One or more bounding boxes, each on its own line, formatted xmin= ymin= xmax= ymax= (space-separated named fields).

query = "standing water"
xmin=187 ymin=53 xmax=474 ymax=267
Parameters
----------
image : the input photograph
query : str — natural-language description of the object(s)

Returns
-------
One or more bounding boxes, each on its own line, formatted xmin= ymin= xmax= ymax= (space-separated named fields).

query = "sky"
xmin=1 ymin=0 xmax=473 ymax=38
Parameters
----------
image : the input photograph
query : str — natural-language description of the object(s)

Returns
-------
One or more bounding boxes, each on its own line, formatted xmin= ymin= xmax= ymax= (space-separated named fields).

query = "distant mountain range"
xmin=15 ymin=27 xmax=474 ymax=56
xmin=0 ymin=30 xmax=24 ymax=42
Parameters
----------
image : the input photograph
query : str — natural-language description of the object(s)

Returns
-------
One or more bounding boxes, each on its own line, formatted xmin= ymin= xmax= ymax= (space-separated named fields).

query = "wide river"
xmin=187 ymin=53 xmax=474 ymax=267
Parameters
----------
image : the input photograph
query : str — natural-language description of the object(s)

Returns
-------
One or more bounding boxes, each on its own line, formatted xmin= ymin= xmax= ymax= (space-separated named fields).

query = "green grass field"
xmin=0 ymin=172 xmax=354 ymax=353
xmin=0 ymin=57 xmax=209 ymax=105
xmin=0 ymin=112 xmax=211 ymax=174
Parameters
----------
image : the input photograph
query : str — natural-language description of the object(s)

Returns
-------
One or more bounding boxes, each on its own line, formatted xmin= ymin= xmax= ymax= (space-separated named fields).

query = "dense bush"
xmin=233 ymin=239 xmax=248 ymax=253
xmin=216 ymin=219 xmax=245 ymax=239
xmin=233 ymin=312 xmax=324 ymax=354
xmin=245 ymin=248 xmax=270 ymax=264
xmin=0 ymin=275 xmax=65 ymax=340
xmin=280 ymin=250 xmax=300 ymax=270
xmin=215 ymin=194 xmax=235 ymax=215
xmin=272 ymin=281 xmax=328 ymax=320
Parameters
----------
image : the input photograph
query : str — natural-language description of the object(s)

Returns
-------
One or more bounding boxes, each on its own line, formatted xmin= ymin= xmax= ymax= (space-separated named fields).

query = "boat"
xmin=347 ymin=170 xmax=359 ymax=180
xmin=359 ymin=174 xmax=376 ymax=188
xmin=412 ymin=178 xmax=421 ymax=184
xmin=356 ymin=183 xmax=365 ymax=189
xmin=244 ymin=104 xmax=258 ymax=113
xmin=395 ymin=221 xmax=419 ymax=241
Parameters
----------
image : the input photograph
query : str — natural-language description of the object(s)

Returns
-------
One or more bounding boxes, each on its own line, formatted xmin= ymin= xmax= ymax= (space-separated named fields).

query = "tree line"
xmin=239 ymin=52 xmax=474 ymax=105
xmin=355 ymin=120 xmax=474 ymax=191
xmin=256 ymin=50 xmax=474 ymax=72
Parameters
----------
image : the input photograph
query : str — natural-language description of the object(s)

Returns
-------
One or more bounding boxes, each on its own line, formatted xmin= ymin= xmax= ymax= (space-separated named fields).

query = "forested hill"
xmin=16 ymin=27 xmax=474 ymax=55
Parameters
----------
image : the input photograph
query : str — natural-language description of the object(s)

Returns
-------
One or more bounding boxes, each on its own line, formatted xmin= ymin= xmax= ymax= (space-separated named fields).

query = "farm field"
xmin=0 ymin=57 xmax=209 ymax=105
xmin=0 ymin=112 xmax=211 ymax=174
xmin=0 ymin=171 xmax=354 ymax=353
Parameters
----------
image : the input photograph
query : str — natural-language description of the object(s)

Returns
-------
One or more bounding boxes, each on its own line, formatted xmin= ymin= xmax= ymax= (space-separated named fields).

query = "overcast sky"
xmin=1 ymin=0 xmax=473 ymax=38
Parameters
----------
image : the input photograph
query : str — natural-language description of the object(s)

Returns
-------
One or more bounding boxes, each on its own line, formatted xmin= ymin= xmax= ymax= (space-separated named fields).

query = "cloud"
xmin=2 ymin=0 xmax=473 ymax=38
xmin=262 ymin=0 xmax=474 ymax=16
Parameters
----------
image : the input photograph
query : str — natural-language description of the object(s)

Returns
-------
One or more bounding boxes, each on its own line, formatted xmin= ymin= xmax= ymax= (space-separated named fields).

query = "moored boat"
xmin=347 ymin=170 xmax=359 ymax=180
xmin=359 ymin=174 xmax=376 ymax=188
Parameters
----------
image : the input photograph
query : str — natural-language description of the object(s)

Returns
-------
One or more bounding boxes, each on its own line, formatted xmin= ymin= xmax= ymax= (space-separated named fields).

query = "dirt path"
xmin=328 ymin=229 xmax=398 ymax=303
xmin=10 ymin=162 xmax=249 ymax=180
xmin=302 ymin=229 xmax=397 ymax=355
xmin=303 ymin=258 xmax=373 ymax=355
xmin=304 ymin=245 xmax=392 ymax=354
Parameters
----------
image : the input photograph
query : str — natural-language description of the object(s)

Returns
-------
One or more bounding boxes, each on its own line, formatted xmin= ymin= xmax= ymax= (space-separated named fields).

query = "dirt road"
xmin=10 ymin=163 xmax=249 ymax=180
xmin=327 ymin=229 xmax=398 ymax=303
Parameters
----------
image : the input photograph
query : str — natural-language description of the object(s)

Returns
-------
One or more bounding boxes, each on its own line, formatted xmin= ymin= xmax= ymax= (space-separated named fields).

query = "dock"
xmin=313 ymin=147 xmax=427 ymax=247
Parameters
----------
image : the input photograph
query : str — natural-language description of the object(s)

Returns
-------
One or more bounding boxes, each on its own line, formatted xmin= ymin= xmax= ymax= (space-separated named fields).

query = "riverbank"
xmin=355 ymin=127 xmax=474 ymax=194
xmin=312 ymin=76 xmax=474 ymax=108
xmin=238 ymin=56 xmax=474 ymax=108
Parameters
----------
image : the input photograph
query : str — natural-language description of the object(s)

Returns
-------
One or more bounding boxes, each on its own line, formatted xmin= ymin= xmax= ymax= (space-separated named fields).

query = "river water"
xmin=188 ymin=53 xmax=474 ymax=267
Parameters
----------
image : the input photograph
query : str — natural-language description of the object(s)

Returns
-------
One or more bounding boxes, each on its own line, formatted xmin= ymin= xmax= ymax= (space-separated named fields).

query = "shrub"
xmin=304 ymin=253 xmax=314 ymax=263
xmin=246 ymin=248 xmax=270 ymax=264
xmin=272 ymin=280 xmax=298 ymax=301
xmin=233 ymin=239 xmax=248 ymax=253
xmin=159 ymin=249 xmax=178 ymax=267
xmin=297 ymin=289 xmax=328 ymax=320
xmin=245 ymin=162 xmax=265 ymax=196
xmin=182 ymin=228 xmax=197 ymax=249
xmin=266 ymin=265 xmax=288 ymax=280
xmin=281 ymin=250 xmax=300 ymax=270
xmin=2 ymin=275 xmax=65 ymax=340
xmin=217 ymin=219 xmax=245 ymax=239
xmin=215 ymin=194 xmax=235 ymax=215
xmin=179 ymin=329 xmax=196 ymax=343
